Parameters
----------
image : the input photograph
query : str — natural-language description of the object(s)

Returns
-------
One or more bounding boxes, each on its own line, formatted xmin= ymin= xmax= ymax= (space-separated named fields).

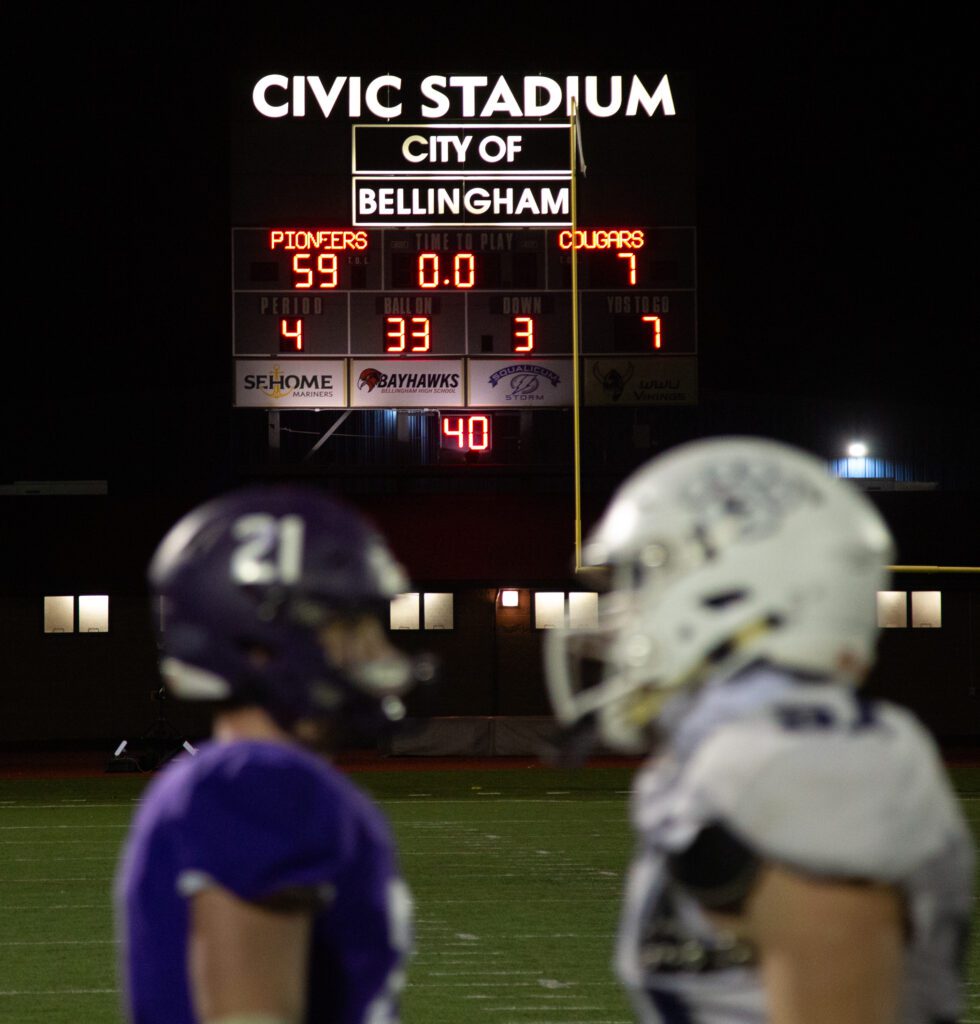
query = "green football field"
xmin=0 ymin=764 xmax=977 ymax=1024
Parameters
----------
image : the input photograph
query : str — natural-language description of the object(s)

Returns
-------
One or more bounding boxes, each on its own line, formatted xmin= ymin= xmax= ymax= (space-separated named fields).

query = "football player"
xmin=546 ymin=437 xmax=974 ymax=1024
xmin=115 ymin=486 xmax=427 ymax=1024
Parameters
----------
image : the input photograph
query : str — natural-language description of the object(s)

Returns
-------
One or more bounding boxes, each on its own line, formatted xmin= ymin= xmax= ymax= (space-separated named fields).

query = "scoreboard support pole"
xmin=268 ymin=411 xmax=280 ymax=460
xmin=570 ymin=101 xmax=584 ymax=573
xmin=304 ymin=410 xmax=352 ymax=462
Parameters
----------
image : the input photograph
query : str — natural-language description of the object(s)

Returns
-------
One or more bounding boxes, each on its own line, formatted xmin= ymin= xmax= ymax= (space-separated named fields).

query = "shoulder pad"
xmin=683 ymin=695 xmax=963 ymax=880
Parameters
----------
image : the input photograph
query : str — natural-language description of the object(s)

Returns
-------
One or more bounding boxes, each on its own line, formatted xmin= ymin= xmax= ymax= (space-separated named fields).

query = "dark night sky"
xmin=5 ymin=7 xmax=976 ymax=488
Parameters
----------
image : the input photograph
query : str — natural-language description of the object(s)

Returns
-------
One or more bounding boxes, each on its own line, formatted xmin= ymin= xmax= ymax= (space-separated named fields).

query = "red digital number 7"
xmin=642 ymin=315 xmax=661 ymax=349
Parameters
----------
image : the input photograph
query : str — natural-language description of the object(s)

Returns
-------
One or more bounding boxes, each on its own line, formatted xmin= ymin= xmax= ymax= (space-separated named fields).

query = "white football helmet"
xmin=545 ymin=437 xmax=896 ymax=753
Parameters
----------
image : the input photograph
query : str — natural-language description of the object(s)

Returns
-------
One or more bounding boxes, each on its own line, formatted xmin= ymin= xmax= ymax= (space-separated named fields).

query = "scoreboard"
xmin=231 ymin=72 xmax=697 ymax=420
xmin=233 ymin=226 xmax=695 ymax=354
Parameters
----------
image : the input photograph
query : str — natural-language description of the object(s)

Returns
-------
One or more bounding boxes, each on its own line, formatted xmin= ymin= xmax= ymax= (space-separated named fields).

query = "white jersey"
xmin=615 ymin=665 xmax=974 ymax=1024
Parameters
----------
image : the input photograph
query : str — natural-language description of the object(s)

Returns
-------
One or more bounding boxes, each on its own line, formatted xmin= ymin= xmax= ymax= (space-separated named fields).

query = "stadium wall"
xmin=0 ymin=494 xmax=977 ymax=749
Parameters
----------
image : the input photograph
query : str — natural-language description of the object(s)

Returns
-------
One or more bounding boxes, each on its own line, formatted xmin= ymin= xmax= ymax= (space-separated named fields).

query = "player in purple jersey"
xmin=115 ymin=486 xmax=430 ymax=1024
xmin=545 ymin=438 xmax=973 ymax=1024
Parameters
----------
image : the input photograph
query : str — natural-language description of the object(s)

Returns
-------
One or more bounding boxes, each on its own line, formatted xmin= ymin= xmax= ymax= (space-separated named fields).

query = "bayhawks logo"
xmin=358 ymin=368 xmax=383 ymax=392
xmin=488 ymin=364 xmax=561 ymax=399
xmin=357 ymin=368 xmax=460 ymax=392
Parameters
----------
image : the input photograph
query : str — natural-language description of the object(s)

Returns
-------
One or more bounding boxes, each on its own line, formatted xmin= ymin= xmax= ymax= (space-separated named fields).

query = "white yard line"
xmin=418 ymin=896 xmax=625 ymax=903
xmin=0 ymin=825 xmax=126 ymax=831
xmin=384 ymin=799 xmax=625 ymax=805
xmin=8 ymin=856 xmax=118 ymax=862
xmin=408 ymin=980 xmax=621 ymax=988
xmin=0 ymin=878 xmax=112 ymax=883
xmin=0 ymin=839 xmax=119 ymax=844
xmin=426 ymin=970 xmax=543 ymax=976
xmin=0 ymin=904 xmax=109 ymax=911
xmin=0 ymin=804 xmax=134 ymax=810
xmin=0 ymin=989 xmax=118 ymax=996
xmin=0 ymin=939 xmax=117 ymax=946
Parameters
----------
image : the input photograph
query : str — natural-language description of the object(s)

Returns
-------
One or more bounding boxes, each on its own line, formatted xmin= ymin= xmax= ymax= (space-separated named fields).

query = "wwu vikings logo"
xmin=592 ymin=362 xmax=633 ymax=402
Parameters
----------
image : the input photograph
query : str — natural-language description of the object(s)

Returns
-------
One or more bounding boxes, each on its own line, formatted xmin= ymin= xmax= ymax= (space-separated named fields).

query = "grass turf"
xmin=0 ymin=765 xmax=977 ymax=1023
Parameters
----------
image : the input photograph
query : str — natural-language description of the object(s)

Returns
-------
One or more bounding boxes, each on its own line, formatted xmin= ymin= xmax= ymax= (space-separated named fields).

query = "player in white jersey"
xmin=546 ymin=437 xmax=974 ymax=1024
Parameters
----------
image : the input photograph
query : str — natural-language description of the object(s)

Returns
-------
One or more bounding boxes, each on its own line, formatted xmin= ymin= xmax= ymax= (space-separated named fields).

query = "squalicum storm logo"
xmin=488 ymin=364 xmax=561 ymax=400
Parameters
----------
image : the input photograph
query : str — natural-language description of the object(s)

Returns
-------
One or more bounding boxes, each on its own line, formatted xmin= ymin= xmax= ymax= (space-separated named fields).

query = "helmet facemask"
xmin=545 ymin=438 xmax=895 ymax=757
xmin=546 ymin=537 xmax=735 ymax=755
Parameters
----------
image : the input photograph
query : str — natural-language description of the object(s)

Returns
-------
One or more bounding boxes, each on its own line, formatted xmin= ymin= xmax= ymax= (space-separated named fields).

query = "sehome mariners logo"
xmin=357 ymin=368 xmax=460 ymax=393
xmin=488 ymin=363 xmax=561 ymax=400
xmin=243 ymin=367 xmax=336 ymax=400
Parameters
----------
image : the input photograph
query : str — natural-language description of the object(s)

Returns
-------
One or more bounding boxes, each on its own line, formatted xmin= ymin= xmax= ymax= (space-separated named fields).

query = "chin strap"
xmin=623 ymin=686 xmax=674 ymax=728
xmin=620 ymin=616 xmax=785 ymax=734
xmin=705 ymin=615 xmax=783 ymax=667
xmin=666 ymin=615 xmax=784 ymax=697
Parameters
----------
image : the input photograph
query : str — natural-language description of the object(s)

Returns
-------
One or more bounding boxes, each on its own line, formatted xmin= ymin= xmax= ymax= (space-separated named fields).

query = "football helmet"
xmin=546 ymin=437 xmax=895 ymax=753
xmin=149 ymin=485 xmax=428 ymax=728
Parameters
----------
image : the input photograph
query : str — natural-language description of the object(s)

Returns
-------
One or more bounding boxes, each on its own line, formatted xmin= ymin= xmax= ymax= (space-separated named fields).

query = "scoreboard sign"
xmin=467 ymin=359 xmax=573 ymax=407
xmin=232 ymin=70 xmax=696 ymax=409
xmin=353 ymin=123 xmax=571 ymax=227
xmin=350 ymin=359 xmax=465 ymax=408
xmin=234 ymin=360 xmax=347 ymax=408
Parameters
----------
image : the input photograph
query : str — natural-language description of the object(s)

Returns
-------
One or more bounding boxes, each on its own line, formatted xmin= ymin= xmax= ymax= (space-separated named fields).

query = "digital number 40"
xmin=441 ymin=415 xmax=490 ymax=451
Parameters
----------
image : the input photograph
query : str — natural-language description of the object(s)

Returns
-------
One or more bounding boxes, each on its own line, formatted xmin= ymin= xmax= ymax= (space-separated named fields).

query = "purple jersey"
xmin=114 ymin=741 xmax=411 ymax=1024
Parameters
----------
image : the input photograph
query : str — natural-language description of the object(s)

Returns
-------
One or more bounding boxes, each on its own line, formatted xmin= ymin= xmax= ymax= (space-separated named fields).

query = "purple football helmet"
xmin=148 ymin=485 xmax=422 ymax=727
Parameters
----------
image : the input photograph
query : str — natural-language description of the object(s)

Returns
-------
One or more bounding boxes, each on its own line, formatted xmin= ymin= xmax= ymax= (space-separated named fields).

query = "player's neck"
xmin=212 ymin=705 xmax=293 ymax=745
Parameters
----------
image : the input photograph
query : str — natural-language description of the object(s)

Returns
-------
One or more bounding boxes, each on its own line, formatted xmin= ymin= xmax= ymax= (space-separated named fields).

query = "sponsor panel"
xmin=234 ymin=359 xmax=347 ymax=408
xmin=350 ymin=359 xmax=465 ymax=408
xmin=584 ymin=356 xmax=697 ymax=406
xmin=468 ymin=359 xmax=572 ymax=407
